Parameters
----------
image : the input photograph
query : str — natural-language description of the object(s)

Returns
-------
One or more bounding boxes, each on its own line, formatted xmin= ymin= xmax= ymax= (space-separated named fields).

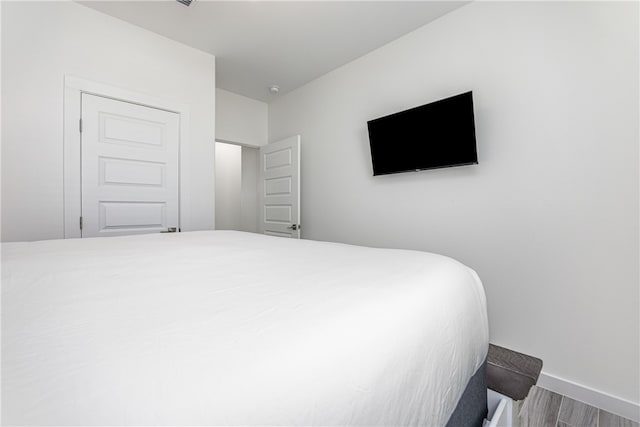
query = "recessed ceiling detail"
xmin=80 ymin=1 xmax=468 ymax=102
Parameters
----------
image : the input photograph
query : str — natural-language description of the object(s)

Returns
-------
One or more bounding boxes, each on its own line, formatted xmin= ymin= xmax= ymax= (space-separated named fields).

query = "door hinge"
xmin=79 ymin=216 xmax=83 ymax=230
xmin=79 ymin=118 xmax=83 ymax=133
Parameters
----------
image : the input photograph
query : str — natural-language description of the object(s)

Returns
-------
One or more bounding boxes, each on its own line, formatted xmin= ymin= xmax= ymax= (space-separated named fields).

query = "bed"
xmin=2 ymin=230 xmax=489 ymax=426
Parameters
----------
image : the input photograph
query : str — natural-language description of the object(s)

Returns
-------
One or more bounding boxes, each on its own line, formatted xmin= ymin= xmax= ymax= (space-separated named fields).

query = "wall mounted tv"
xmin=367 ymin=91 xmax=477 ymax=176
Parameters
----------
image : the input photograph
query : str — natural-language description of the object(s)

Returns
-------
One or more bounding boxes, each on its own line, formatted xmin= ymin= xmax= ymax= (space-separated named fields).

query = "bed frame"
xmin=445 ymin=358 xmax=488 ymax=427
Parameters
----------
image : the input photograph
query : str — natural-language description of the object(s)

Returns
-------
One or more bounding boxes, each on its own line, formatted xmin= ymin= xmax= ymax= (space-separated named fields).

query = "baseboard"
xmin=537 ymin=372 xmax=639 ymax=423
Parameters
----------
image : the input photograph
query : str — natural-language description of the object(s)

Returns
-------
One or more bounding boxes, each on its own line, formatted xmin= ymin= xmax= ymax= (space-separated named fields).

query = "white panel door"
xmin=259 ymin=135 xmax=300 ymax=238
xmin=81 ymin=94 xmax=179 ymax=237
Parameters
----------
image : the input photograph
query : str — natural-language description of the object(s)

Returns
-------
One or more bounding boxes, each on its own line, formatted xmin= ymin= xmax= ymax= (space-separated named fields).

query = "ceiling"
xmin=80 ymin=1 xmax=468 ymax=102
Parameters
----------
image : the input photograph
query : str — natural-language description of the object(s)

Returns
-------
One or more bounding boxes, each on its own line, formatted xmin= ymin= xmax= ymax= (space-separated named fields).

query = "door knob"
xmin=287 ymin=224 xmax=299 ymax=231
xmin=161 ymin=227 xmax=177 ymax=233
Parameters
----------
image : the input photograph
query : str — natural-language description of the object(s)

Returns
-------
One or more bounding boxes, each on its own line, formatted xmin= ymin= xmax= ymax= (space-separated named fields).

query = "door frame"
xmin=63 ymin=75 xmax=190 ymax=238
xmin=214 ymin=140 xmax=262 ymax=233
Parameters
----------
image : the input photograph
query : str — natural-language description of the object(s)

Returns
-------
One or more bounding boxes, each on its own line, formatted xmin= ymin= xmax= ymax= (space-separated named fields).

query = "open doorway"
xmin=215 ymin=141 xmax=259 ymax=232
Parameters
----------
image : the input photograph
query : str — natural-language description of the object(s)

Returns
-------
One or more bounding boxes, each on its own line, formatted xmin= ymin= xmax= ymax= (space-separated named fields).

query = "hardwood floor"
xmin=599 ymin=410 xmax=640 ymax=427
xmin=516 ymin=386 xmax=638 ymax=427
xmin=519 ymin=386 xmax=563 ymax=426
xmin=558 ymin=396 xmax=598 ymax=427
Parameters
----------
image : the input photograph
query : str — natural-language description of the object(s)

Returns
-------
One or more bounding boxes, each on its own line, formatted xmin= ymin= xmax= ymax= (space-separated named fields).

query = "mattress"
xmin=2 ymin=231 xmax=489 ymax=426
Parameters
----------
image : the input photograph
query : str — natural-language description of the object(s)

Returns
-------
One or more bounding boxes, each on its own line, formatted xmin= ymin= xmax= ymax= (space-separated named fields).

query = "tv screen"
xmin=367 ymin=91 xmax=477 ymax=176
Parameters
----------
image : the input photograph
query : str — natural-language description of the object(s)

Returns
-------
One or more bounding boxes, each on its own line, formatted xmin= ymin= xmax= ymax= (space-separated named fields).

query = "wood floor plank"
xmin=519 ymin=386 xmax=563 ymax=427
xmin=511 ymin=386 xmax=638 ymax=427
xmin=513 ymin=400 xmax=524 ymax=427
xmin=558 ymin=396 xmax=597 ymax=427
xmin=599 ymin=410 xmax=639 ymax=427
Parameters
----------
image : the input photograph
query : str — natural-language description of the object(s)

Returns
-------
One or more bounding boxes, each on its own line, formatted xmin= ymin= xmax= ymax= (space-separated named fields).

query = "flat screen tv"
xmin=367 ymin=91 xmax=477 ymax=176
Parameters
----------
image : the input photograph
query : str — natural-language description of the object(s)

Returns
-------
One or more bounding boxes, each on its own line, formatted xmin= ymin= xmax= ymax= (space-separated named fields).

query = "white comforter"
xmin=2 ymin=231 xmax=488 ymax=426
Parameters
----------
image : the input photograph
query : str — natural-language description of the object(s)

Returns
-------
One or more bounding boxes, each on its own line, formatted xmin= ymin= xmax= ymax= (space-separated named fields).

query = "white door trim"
xmin=63 ymin=75 xmax=191 ymax=238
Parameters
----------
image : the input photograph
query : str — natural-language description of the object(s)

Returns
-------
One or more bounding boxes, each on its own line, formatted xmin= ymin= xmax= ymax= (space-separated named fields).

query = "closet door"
xmin=80 ymin=93 xmax=179 ymax=237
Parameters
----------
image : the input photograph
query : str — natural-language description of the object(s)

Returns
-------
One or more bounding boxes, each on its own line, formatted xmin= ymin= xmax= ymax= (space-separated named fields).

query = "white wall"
xmin=215 ymin=88 xmax=266 ymax=233
xmin=1 ymin=1 xmax=216 ymax=242
xmin=241 ymin=146 xmax=259 ymax=233
xmin=215 ymin=142 xmax=242 ymax=230
xmin=269 ymin=0 xmax=639 ymax=407
xmin=216 ymin=88 xmax=268 ymax=147
xmin=214 ymin=143 xmax=259 ymax=233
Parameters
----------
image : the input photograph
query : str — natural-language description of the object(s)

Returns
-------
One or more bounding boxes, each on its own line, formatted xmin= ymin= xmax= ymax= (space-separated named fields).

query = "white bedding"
xmin=2 ymin=231 xmax=488 ymax=426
